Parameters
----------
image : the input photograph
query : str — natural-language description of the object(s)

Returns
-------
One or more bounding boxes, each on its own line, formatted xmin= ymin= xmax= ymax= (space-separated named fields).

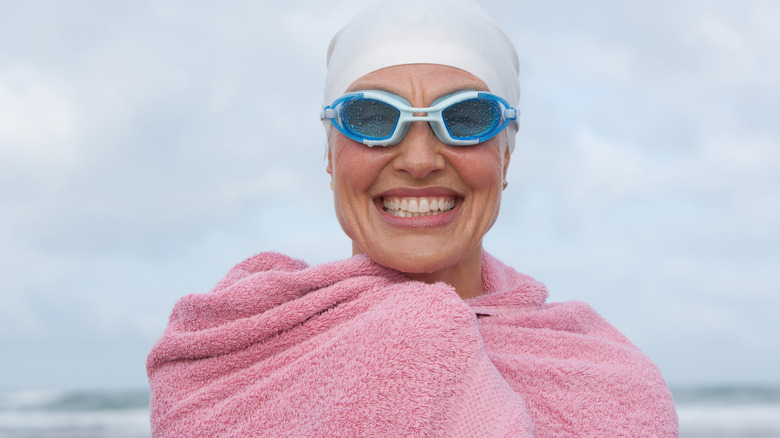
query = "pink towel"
xmin=147 ymin=251 xmax=678 ymax=437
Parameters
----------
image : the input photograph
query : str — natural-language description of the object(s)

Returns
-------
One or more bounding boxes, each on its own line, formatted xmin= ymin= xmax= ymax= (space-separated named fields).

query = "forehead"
xmin=345 ymin=64 xmax=489 ymax=100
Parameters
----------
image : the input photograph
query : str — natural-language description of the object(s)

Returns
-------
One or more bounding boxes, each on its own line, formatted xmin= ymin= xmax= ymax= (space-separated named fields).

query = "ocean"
xmin=0 ymin=390 xmax=149 ymax=438
xmin=0 ymin=386 xmax=778 ymax=437
xmin=674 ymin=386 xmax=780 ymax=438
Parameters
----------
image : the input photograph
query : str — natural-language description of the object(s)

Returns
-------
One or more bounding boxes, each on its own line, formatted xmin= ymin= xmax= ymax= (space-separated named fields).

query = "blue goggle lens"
xmin=442 ymin=98 xmax=501 ymax=139
xmin=341 ymin=98 xmax=400 ymax=140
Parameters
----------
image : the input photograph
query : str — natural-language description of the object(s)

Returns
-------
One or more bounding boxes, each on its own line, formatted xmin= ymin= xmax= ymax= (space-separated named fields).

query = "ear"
xmin=326 ymin=147 xmax=333 ymax=175
xmin=502 ymin=145 xmax=511 ymax=179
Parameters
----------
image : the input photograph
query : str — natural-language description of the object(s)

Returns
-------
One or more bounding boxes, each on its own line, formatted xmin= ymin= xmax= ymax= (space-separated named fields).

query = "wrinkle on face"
xmin=327 ymin=64 xmax=511 ymax=298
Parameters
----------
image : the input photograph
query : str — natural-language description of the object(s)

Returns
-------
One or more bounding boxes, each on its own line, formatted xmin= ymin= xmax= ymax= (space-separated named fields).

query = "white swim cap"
xmin=324 ymin=0 xmax=521 ymax=152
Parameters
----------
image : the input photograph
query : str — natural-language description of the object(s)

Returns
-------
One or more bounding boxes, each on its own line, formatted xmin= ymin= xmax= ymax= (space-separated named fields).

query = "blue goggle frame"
xmin=321 ymin=90 xmax=518 ymax=147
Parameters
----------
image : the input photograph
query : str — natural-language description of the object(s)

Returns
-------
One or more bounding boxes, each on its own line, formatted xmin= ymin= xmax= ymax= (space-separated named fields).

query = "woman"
xmin=147 ymin=1 xmax=678 ymax=436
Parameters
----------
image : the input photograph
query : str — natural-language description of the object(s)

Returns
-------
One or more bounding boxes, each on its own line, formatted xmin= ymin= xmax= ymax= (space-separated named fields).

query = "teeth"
xmin=382 ymin=196 xmax=456 ymax=217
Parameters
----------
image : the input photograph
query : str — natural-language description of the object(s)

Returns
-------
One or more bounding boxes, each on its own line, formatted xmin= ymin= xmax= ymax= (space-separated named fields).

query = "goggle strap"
xmin=321 ymin=106 xmax=336 ymax=120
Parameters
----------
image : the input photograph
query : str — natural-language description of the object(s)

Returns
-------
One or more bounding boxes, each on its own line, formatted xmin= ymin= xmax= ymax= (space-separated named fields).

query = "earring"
xmin=330 ymin=182 xmax=334 ymax=190
xmin=503 ymin=180 xmax=508 ymax=190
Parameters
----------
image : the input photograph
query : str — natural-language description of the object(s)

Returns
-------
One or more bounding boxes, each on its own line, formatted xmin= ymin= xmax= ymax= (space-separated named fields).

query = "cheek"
xmin=451 ymin=143 xmax=506 ymax=189
xmin=450 ymin=143 xmax=506 ymax=231
xmin=330 ymin=144 xmax=363 ymax=241
xmin=330 ymin=139 xmax=378 ymax=190
xmin=328 ymin=137 xmax=390 ymax=232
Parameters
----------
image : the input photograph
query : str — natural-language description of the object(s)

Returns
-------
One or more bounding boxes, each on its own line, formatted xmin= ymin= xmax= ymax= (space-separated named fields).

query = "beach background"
xmin=1 ymin=0 xmax=778 ymax=436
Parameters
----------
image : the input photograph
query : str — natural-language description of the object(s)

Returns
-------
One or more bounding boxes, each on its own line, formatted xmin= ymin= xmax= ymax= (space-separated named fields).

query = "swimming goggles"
xmin=321 ymin=90 xmax=518 ymax=147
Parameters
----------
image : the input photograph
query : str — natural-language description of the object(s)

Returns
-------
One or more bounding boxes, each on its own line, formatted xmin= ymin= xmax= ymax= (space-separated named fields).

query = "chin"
xmin=369 ymin=249 xmax=461 ymax=276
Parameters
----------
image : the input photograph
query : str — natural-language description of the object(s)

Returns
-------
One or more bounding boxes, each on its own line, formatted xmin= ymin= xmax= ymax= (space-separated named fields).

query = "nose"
xmin=391 ymin=121 xmax=445 ymax=179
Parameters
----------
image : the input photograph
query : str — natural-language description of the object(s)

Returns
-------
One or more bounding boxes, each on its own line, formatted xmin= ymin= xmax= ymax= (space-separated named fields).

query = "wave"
xmin=0 ymin=389 xmax=150 ymax=438
xmin=672 ymin=386 xmax=780 ymax=437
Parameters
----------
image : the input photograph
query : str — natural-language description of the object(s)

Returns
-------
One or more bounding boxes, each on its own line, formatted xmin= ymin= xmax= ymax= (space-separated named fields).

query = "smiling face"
xmin=326 ymin=64 xmax=511 ymax=298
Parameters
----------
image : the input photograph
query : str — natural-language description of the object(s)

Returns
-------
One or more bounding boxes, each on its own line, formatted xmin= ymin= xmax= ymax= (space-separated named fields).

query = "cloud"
xmin=700 ymin=134 xmax=780 ymax=174
xmin=1 ymin=0 xmax=778 ymax=390
xmin=0 ymin=66 xmax=79 ymax=177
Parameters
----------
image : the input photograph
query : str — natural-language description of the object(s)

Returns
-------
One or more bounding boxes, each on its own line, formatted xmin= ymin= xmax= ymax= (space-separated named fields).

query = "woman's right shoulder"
xmin=212 ymin=252 xmax=403 ymax=294
xmin=211 ymin=251 xmax=310 ymax=292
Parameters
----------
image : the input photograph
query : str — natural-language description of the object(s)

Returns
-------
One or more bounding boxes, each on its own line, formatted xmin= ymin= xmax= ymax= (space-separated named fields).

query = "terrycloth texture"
xmin=147 ymin=251 xmax=678 ymax=437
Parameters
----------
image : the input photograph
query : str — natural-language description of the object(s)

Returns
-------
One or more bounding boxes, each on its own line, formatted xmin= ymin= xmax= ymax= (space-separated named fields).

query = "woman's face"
xmin=327 ymin=64 xmax=510 ymax=279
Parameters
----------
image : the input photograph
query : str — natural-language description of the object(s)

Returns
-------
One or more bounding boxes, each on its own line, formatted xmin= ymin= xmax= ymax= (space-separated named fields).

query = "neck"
xmin=405 ymin=255 xmax=485 ymax=299
xmin=354 ymin=243 xmax=485 ymax=300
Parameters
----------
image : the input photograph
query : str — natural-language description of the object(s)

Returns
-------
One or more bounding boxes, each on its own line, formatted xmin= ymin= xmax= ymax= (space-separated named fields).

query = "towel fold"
xmin=147 ymin=251 xmax=677 ymax=437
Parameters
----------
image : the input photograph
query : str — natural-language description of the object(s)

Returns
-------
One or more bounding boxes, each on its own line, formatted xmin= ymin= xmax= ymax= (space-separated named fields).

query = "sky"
xmin=1 ymin=0 xmax=778 ymax=391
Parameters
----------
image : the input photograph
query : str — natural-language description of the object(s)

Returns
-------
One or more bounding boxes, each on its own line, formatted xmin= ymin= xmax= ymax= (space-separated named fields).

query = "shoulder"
xmin=479 ymin=299 xmax=636 ymax=347
xmin=210 ymin=251 xmax=309 ymax=292
xmin=168 ymin=252 xmax=408 ymax=331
